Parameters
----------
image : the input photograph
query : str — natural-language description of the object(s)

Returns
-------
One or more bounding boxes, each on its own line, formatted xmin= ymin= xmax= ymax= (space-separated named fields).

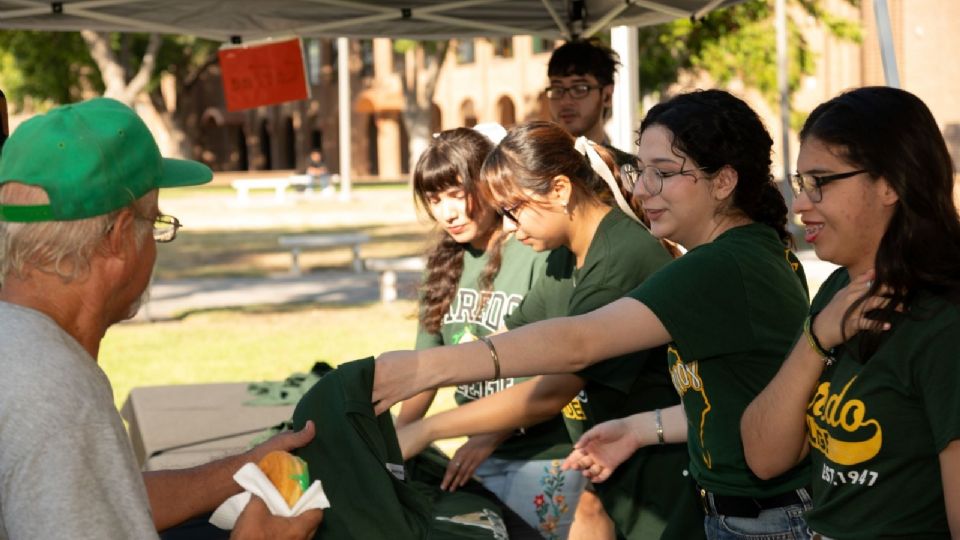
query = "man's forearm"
xmin=144 ymin=452 xmax=250 ymax=531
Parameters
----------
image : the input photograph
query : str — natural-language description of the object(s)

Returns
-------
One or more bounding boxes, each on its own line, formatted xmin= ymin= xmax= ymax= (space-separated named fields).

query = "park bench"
xmin=278 ymin=232 xmax=371 ymax=275
xmin=230 ymin=178 xmax=291 ymax=203
xmin=364 ymin=256 xmax=426 ymax=303
xmin=288 ymin=173 xmax=341 ymax=195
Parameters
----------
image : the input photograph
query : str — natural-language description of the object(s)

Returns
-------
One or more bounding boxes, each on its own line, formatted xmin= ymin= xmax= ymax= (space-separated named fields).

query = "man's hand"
xmin=231 ymin=496 xmax=323 ymax=540
xmin=246 ymin=421 xmax=317 ymax=464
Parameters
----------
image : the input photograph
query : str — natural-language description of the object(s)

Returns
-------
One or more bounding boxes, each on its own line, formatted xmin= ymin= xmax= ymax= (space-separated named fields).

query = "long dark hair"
xmin=640 ymin=89 xmax=793 ymax=247
xmin=412 ymin=128 xmax=501 ymax=334
xmin=800 ymin=86 xmax=960 ymax=358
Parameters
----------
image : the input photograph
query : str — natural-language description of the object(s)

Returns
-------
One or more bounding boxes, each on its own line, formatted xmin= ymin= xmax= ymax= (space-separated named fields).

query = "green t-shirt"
xmin=628 ymin=223 xmax=811 ymax=498
xmin=506 ymin=209 xmax=703 ymax=540
xmin=506 ymin=208 xmax=677 ymax=439
xmin=292 ymin=358 xmax=510 ymax=539
xmin=804 ymin=270 xmax=960 ymax=539
xmin=415 ymin=236 xmax=569 ymax=460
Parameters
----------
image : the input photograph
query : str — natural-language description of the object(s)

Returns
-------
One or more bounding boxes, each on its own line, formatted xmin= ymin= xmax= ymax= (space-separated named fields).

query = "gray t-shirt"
xmin=0 ymin=302 xmax=158 ymax=540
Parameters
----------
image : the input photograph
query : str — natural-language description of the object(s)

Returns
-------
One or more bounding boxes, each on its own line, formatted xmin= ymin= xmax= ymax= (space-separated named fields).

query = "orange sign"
xmin=219 ymin=38 xmax=310 ymax=111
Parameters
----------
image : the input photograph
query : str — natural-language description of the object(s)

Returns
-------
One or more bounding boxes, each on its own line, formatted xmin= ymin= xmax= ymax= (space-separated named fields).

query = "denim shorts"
xmin=703 ymin=488 xmax=813 ymax=540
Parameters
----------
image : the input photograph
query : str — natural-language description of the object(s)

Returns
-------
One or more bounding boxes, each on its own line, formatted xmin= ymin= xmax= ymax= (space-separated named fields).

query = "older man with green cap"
xmin=0 ymin=98 xmax=323 ymax=540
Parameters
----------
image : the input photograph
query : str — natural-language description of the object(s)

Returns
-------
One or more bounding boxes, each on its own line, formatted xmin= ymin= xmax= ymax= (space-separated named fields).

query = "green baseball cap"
xmin=0 ymin=97 xmax=212 ymax=222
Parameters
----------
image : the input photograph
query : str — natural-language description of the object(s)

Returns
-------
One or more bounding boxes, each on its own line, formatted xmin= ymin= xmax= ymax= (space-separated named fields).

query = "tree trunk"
xmin=399 ymin=41 xmax=449 ymax=173
xmin=80 ymin=30 xmax=160 ymax=106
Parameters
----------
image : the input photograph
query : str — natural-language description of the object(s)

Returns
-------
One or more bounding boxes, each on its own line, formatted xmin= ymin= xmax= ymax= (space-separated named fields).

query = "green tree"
xmin=0 ymin=30 xmax=219 ymax=157
xmin=635 ymin=0 xmax=861 ymax=111
xmin=0 ymin=31 xmax=97 ymax=107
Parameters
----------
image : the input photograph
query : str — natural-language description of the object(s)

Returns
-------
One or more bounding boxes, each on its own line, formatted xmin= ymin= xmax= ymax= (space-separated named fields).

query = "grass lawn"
xmin=101 ymin=301 xmax=462 ymax=450
xmin=101 ymin=300 xmax=426 ymax=406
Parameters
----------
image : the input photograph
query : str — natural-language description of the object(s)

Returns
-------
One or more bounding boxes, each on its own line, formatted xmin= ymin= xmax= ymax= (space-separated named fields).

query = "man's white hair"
xmin=0 ymin=183 xmax=154 ymax=286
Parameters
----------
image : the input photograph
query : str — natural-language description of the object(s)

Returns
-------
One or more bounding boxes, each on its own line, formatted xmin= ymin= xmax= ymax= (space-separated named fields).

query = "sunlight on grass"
xmin=101 ymin=301 xmax=463 ymax=452
xmin=102 ymin=301 xmax=419 ymax=409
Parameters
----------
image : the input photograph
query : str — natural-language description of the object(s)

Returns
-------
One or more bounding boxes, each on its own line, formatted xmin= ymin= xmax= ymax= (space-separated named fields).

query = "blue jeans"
xmin=475 ymin=457 xmax=587 ymax=540
xmin=703 ymin=488 xmax=813 ymax=540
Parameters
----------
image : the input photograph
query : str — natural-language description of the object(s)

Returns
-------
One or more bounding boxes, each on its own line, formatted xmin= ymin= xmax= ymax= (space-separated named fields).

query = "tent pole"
xmin=337 ymin=36 xmax=352 ymax=201
xmin=610 ymin=25 xmax=639 ymax=154
xmin=873 ymin=0 xmax=900 ymax=88
xmin=776 ymin=0 xmax=790 ymax=185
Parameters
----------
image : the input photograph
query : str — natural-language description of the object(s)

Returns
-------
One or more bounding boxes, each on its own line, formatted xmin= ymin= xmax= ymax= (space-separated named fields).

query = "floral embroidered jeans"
xmin=475 ymin=457 xmax=587 ymax=539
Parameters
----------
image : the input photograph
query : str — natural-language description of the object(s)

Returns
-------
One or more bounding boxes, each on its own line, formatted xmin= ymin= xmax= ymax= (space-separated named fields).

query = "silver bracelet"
xmin=479 ymin=335 xmax=501 ymax=380
xmin=654 ymin=408 xmax=665 ymax=445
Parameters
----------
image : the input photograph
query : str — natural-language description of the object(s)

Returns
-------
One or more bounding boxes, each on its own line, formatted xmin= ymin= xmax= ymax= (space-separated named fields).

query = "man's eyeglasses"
xmin=620 ymin=163 xmax=709 ymax=196
xmin=790 ymin=170 xmax=866 ymax=203
xmin=545 ymin=84 xmax=602 ymax=100
xmin=152 ymin=214 xmax=182 ymax=243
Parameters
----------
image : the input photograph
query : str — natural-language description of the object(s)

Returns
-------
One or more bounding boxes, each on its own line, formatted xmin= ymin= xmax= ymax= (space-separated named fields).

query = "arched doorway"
xmin=282 ymin=117 xmax=296 ymax=169
xmin=497 ymin=95 xmax=516 ymax=127
xmin=460 ymin=99 xmax=477 ymax=128
xmin=367 ymin=114 xmax=379 ymax=176
xmin=399 ymin=118 xmax=410 ymax=176
xmin=431 ymin=104 xmax=442 ymax=133
xmin=236 ymin=128 xmax=249 ymax=171
xmin=258 ymin=119 xmax=272 ymax=170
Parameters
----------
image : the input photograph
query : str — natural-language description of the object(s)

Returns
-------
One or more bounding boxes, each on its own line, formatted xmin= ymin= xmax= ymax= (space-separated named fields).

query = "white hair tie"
xmin=573 ymin=136 xmax=646 ymax=229
xmin=472 ymin=122 xmax=508 ymax=145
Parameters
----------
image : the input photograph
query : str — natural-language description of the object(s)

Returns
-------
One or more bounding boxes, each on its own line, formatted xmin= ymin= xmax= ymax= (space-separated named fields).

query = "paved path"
xmin=131 ymin=250 xmax=837 ymax=322
xmin=132 ymin=270 xmax=423 ymax=321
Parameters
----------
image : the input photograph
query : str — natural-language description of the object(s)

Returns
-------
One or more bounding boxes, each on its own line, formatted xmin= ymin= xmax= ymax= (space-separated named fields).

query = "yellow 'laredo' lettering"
xmin=806 ymin=377 xmax=882 ymax=466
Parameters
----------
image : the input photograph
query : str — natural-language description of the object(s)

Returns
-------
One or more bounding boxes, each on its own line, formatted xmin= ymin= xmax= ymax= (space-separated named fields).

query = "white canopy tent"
xmin=0 ymin=1 xmax=741 ymax=41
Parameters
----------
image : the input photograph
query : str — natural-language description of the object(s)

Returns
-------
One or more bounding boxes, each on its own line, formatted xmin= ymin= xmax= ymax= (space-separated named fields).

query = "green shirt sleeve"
xmin=628 ymin=245 xmax=753 ymax=360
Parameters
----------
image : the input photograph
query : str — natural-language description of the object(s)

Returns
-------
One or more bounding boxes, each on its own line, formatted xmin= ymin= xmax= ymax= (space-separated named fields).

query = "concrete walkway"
xmin=131 ymin=250 xmax=837 ymax=322
xmin=132 ymin=269 xmax=424 ymax=321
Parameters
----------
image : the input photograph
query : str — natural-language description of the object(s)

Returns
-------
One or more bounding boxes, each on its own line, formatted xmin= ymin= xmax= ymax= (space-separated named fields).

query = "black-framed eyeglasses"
xmin=790 ymin=170 xmax=866 ymax=203
xmin=152 ymin=214 xmax=182 ymax=243
xmin=545 ymin=84 xmax=602 ymax=100
xmin=620 ymin=163 xmax=709 ymax=196
xmin=499 ymin=203 xmax=523 ymax=224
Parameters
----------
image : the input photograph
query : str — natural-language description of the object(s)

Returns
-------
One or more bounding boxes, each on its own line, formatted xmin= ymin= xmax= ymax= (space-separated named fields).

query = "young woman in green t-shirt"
xmin=371 ymin=90 xmax=813 ymax=540
xmin=395 ymin=121 xmax=700 ymax=540
xmin=399 ymin=126 xmax=587 ymax=538
xmin=741 ymin=87 xmax=960 ymax=538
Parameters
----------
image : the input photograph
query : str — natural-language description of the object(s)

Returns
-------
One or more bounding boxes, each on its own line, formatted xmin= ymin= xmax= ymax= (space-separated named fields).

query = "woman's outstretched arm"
xmin=373 ymin=297 xmax=670 ymax=414
xmin=562 ymin=404 xmax=686 ymax=482
xmin=397 ymin=374 xmax=585 ymax=458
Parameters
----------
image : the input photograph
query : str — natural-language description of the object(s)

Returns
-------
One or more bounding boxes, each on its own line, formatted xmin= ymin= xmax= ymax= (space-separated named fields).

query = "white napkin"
xmin=210 ymin=462 xmax=330 ymax=530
